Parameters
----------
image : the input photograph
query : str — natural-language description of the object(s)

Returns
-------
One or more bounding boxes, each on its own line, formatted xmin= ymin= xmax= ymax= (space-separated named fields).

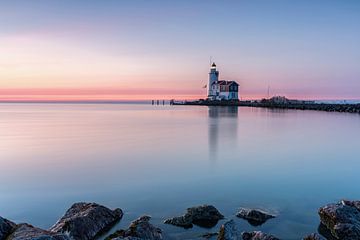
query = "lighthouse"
xmin=205 ymin=62 xmax=239 ymax=101
xmin=207 ymin=62 xmax=219 ymax=99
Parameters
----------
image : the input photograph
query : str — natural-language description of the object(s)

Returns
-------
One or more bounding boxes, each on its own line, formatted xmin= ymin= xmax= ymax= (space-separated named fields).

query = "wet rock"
xmin=241 ymin=231 xmax=279 ymax=240
xmin=164 ymin=205 xmax=224 ymax=228
xmin=236 ymin=208 xmax=275 ymax=226
xmin=217 ymin=220 xmax=241 ymax=240
xmin=0 ymin=216 xmax=16 ymax=240
xmin=105 ymin=216 xmax=162 ymax=240
xmin=303 ymin=233 xmax=326 ymax=240
xmin=50 ymin=202 xmax=123 ymax=240
xmin=317 ymin=224 xmax=337 ymax=240
xmin=7 ymin=223 xmax=70 ymax=240
xmin=318 ymin=200 xmax=360 ymax=240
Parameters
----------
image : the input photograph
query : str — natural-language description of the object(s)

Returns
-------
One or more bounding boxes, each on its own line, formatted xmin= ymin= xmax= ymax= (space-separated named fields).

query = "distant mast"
xmin=208 ymin=62 xmax=219 ymax=99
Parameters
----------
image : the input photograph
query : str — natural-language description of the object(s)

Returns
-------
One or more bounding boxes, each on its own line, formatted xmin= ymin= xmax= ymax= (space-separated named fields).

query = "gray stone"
xmin=318 ymin=200 xmax=360 ymax=240
xmin=7 ymin=223 xmax=70 ymax=240
xmin=302 ymin=233 xmax=326 ymax=240
xmin=164 ymin=205 xmax=224 ymax=228
xmin=236 ymin=208 xmax=275 ymax=226
xmin=105 ymin=216 xmax=162 ymax=240
xmin=241 ymin=231 xmax=279 ymax=240
xmin=0 ymin=216 xmax=16 ymax=240
xmin=50 ymin=202 xmax=123 ymax=240
xmin=217 ymin=220 xmax=241 ymax=240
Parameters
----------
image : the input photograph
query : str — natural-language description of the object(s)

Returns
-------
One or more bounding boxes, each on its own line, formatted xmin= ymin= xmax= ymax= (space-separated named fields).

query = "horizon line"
xmin=1 ymin=98 xmax=360 ymax=104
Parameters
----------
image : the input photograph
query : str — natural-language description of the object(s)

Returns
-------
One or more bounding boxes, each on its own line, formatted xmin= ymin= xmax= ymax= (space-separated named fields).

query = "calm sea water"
xmin=0 ymin=103 xmax=359 ymax=239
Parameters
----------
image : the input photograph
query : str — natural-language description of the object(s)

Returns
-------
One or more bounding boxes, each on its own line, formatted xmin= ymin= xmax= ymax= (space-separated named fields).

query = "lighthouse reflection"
xmin=208 ymin=106 xmax=238 ymax=162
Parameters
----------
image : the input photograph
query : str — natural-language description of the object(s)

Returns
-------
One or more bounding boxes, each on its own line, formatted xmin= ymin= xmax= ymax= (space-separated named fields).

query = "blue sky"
xmin=0 ymin=0 xmax=359 ymax=100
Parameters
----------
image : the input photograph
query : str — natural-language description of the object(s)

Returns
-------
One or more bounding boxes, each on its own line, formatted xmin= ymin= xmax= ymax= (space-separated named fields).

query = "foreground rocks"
xmin=216 ymin=220 xmax=279 ymax=240
xmin=5 ymin=200 xmax=360 ymax=239
xmin=0 ymin=217 xmax=17 ymax=240
xmin=7 ymin=223 xmax=70 ymax=240
xmin=105 ymin=215 xmax=162 ymax=240
xmin=217 ymin=220 xmax=241 ymax=240
xmin=303 ymin=233 xmax=325 ymax=240
xmin=1 ymin=202 xmax=123 ymax=240
xmin=1 ymin=218 xmax=69 ymax=240
xmin=50 ymin=202 xmax=123 ymax=240
xmin=164 ymin=205 xmax=224 ymax=228
xmin=236 ymin=208 xmax=275 ymax=226
xmin=242 ymin=231 xmax=279 ymax=240
xmin=318 ymin=200 xmax=360 ymax=240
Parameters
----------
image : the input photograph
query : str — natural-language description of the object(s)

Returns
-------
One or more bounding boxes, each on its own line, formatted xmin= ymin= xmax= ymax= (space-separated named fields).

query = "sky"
xmin=0 ymin=0 xmax=360 ymax=101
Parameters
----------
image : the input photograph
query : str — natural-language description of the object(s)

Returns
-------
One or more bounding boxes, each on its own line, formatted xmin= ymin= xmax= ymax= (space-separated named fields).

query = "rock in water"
xmin=236 ymin=208 xmax=275 ymax=226
xmin=217 ymin=220 xmax=241 ymax=240
xmin=303 ymin=233 xmax=326 ymax=240
xmin=318 ymin=200 xmax=360 ymax=240
xmin=0 ymin=216 xmax=16 ymax=240
xmin=7 ymin=223 xmax=70 ymax=240
xmin=105 ymin=215 xmax=162 ymax=240
xmin=50 ymin=202 xmax=123 ymax=240
xmin=164 ymin=205 xmax=224 ymax=228
xmin=241 ymin=231 xmax=279 ymax=240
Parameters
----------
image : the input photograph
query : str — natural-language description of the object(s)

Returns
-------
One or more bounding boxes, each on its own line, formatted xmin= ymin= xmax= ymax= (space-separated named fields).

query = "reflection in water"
xmin=208 ymin=106 xmax=238 ymax=162
xmin=1 ymin=104 xmax=360 ymax=239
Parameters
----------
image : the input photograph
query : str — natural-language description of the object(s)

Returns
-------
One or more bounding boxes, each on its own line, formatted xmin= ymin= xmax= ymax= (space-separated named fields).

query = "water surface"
xmin=0 ymin=104 xmax=359 ymax=239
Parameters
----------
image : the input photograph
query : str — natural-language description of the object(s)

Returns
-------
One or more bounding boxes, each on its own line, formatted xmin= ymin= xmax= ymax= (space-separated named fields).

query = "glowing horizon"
xmin=1 ymin=1 xmax=360 ymax=101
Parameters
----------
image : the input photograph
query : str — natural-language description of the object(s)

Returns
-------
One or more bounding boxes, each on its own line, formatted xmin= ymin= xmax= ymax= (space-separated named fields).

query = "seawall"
xmin=173 ymin=100 xmax=360 ymax=114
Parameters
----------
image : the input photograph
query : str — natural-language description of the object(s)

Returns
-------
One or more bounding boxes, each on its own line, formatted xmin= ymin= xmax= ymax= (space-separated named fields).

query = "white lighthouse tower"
xmin=207 ymin=62 xmax=219 ymax=99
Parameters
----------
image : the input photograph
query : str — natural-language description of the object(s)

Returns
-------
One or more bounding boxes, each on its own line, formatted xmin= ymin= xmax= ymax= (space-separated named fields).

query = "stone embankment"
xmin=175 ymin=99 xmax=360 ymax=114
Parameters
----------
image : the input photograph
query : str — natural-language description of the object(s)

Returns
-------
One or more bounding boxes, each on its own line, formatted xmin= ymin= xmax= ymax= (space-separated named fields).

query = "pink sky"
xmin=1 ymin=33 xmax=358 ymax=101
xmin=1 ymin=1 xmax=359 ymax=101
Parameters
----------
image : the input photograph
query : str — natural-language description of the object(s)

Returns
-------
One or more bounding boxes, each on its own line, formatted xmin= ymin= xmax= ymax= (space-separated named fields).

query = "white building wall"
xmin=219 ymin=92 xmax=230 ymax=100
xmin=219 ymin=91 xmax=239 ymax=100
xmin=207 ymin=69 xmax=219 ymax=98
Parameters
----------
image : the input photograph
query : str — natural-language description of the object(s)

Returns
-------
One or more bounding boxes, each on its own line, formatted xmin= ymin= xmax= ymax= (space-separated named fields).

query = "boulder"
xmin=164 ymin=205 xmax=224 ymax=228
xmin=7 ymin=223 xmax=70 ymax=240
xmin=317 ymin=224 xmax=337 ymax=240
xmin=241 ymin=231 xmax=279 ymax=240
xmin=0 ymin=216 xmax=16 ymax=240
xmin=236 ymin=208 xmax=275 ymax=226
xmin=303 ymin=233 xmax=326 ymax=240
xmin=217 ymin=220 xmax=241 ymax=240
xmin=105 ymin=215 xmax=162 ymax=240
xmin=50 ymin=202 xmax=123 ymax=240
xmin=318 ymin=200 xmax=360 ymax=240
